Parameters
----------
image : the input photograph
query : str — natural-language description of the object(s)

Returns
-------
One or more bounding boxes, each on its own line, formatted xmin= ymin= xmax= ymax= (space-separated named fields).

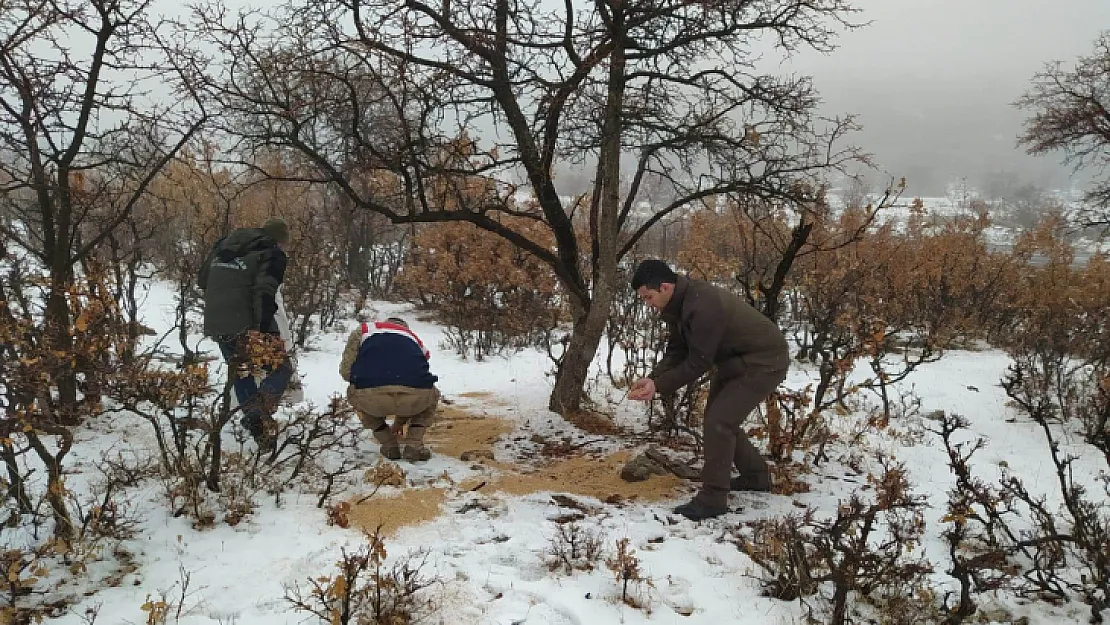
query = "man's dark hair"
xmin=630 ymin=259 xmax=678 ymax=290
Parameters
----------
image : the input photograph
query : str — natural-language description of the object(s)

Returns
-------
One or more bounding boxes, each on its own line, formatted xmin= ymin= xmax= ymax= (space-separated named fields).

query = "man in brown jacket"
xmin=339 ymin=317 xmax=440 ymax=461
xmin=628 ymin=259 xmax=790 ymax=520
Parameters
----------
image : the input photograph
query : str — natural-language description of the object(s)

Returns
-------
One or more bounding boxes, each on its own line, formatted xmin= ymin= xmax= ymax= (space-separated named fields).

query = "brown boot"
xmin=371 ymin=425 xmax=401 ymax=460
xmin=401 ymin=424 xmax=431 ymax=462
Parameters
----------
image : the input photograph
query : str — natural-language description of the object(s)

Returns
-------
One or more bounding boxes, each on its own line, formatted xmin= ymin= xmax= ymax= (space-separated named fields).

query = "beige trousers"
xmin=347 ymin=385 xmax=439 ymax=431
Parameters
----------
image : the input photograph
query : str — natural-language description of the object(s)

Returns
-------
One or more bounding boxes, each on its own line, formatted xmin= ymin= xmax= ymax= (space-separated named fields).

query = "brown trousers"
xmin=347 ymin=385 xmax=439 ymax=431
xmin=697 ymin=369 xmax=787 ymax=508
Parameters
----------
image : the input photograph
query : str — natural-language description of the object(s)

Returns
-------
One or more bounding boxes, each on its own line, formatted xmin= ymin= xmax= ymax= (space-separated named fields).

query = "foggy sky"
xmin=171 ymin=0 xmax=1110 ymax=198
xmin=771 ymin=0 xmax=1110 ymax=196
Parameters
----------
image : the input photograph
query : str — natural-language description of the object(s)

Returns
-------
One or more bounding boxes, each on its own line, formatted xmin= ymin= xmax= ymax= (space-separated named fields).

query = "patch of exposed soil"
xmin=425 ymin=404 xmax=515 ymax=460
xmin=453 ymin=390 xmax=513 ymax=407
xmin=473 ymin=451 xmax=684 ymax=502
xmin=347 ymin=488 xmax=448 ymax=537
xmin=348 ymin=402 xmax=685 ymax=536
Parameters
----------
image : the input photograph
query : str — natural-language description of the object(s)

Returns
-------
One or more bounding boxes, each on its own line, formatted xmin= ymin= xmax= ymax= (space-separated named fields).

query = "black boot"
xmin=673 ymin=498 xmax=728 ymax=521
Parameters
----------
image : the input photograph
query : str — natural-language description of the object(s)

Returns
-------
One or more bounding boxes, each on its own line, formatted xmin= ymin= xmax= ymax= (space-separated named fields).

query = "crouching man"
xmin=339 ymin=317 xmax=440 ymax=461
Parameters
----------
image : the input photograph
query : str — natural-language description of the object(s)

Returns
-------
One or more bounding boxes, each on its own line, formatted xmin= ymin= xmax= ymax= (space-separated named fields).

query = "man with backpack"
xmin=198 ymin=217 xmax=294 ymax=451
xmin=339 ymin=317 xmax=440 ymax=461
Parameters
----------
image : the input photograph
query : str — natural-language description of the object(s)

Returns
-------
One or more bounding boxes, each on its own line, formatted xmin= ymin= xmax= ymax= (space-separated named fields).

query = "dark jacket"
xmin=651 ymin=275 xmax=790 ymax=396
xmin=339 ymin=321 xmax=438 ymax=390
xmin=197 ymin=228 xmax=287 ymax=337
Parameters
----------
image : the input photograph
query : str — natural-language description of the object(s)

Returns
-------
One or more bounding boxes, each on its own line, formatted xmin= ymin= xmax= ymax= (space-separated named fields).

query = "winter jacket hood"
xmin=214 ymin=228 xmax=277 ymax=261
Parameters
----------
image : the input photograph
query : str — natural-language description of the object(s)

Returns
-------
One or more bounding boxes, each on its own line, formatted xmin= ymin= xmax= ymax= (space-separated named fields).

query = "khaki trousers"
xmin=347 ymin=385 xmax=439 ymax=431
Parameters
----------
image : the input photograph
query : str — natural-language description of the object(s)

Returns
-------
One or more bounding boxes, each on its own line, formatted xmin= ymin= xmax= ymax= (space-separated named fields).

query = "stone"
xmin=620 ymin=452 xmax=668 ymax=482
xmin=645 ymin=446 xmax=700 ymax=479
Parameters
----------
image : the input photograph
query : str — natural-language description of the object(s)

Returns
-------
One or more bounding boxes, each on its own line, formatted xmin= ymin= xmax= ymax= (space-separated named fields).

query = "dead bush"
xmin=396 ymin=217 xmax=563 ymax=360
xmin=971 ymin=219 xmax=1110 ymax=622
xmin=927 ymin=412 xmax=1020 ymax=624
xmin=546 ymin=519 xmax=606 ymax=575
xmin=284 ymin=526 xmax=437 ymax=625
xmin=929 ymin=407 xmax=1110 ymax=624
xmin=606 ymin=537 xmax=651 ymax=611
xmin=734 ymin=455 xmax=933 ymax=625
xmin=69 ymin=453 xmax=149 ymax=544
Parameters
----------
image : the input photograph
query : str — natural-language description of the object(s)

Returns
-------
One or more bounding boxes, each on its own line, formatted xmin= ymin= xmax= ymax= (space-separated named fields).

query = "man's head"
xmin=630 ymin=259 xmax=678 ymax=310
xmin=262 ymin=217 xmax=290 ymax=245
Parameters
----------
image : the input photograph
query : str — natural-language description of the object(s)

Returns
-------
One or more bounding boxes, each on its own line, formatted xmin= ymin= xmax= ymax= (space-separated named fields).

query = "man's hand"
xmin=627 ymin=378 xmax=656 ymax=401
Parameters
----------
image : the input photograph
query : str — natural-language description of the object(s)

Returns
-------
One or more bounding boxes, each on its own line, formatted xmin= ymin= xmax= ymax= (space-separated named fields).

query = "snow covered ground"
xmin=30 ymin=277 xmax=1107 ymax=625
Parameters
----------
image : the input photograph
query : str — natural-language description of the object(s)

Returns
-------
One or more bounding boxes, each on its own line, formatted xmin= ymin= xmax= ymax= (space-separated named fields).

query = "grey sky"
xmin=771 ymin=0 xmax=1110 ymax=195
xmin=156 ymin=0 xmax=1108 ymax=198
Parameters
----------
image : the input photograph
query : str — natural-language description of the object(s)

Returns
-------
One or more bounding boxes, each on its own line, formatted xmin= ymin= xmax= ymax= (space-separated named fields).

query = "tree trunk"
xmin=206 ymin=425 xmax=223 ymax=493
xmin=831 ymin=584 xmax=849 ymax=625
xmin=548 ymin=291 xmax=612 ymax=413
xmin=45 ymin=279 xmax=79 ymax=425
xmin=547 ymin=22 xmax=626 ymax=415
xmin=205 ymin=383 xmax=238 ymax=493
xmin=2 ymin=439 xmax=32 ymax=515
xmin=177 ymin=280 xmax=198 ymax=367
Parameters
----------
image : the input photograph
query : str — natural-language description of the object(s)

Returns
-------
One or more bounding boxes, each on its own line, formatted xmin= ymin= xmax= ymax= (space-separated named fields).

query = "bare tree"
xmin=0 ymin=0 xmax=207 ymax=419
xmin=1017 ymin=31 xmax=1110 ymax=233
xmin=198 ymin=0 xmax=871 ymax=413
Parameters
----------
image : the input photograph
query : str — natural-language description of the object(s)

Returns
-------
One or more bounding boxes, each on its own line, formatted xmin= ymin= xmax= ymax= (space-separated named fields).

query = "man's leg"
xmin=693 ymin=371 xmax=786 ymax=511
xmin=234 ymin=335 xmax=294 ymax=451
xmin=348 ymin=387 xmax=401 ymax=460
xmin=217 ymin=337 xmax=274 ymax=451
xmin=393 ymin=387 xmax=439 ymax=462
xmin=731 ymin=370 xmax=787 ymax=491
xmin=255 ymin=353 xmax=294 ymax=413
xmin=217 ymin=337 xmax=259 ymax=410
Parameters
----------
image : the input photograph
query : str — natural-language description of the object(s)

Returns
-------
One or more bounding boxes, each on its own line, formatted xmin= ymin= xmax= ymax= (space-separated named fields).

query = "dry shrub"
xmin=995 ymin=225 xmax=1110 ymax=621
xmin=0 ymin=263 xmax=134 ymax=544
xmin=728 ymin=200 xmax=1018 ymax=438
xmin=0 ymin=261 xmax=183 ymax=618
xmin=546 ymin=519 xmax=606 ymax=575
xmin=604 ymin=259 xmax=668 ymax=388
xmin=1000 ymin=218 xmax=1110 ymax=454
xmin=677 ymin=194 xmax=795 ymax=309
xmin=284 ymin=526 xmax=437 ymax=625
xmin=734 ymin=455 xmax=934 ymax=625
xmin=396 ymin=215 xmax=564 ymax=360
xmin=756 ymin=386 xmax=822 ymax=464
xmin=903 ymin=219 xmax=1110 ymax=623
xmin=606 ymin=537 xmax=651 ymax=611
xmin=929 ymin=407 xmax=1110 ymax=624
